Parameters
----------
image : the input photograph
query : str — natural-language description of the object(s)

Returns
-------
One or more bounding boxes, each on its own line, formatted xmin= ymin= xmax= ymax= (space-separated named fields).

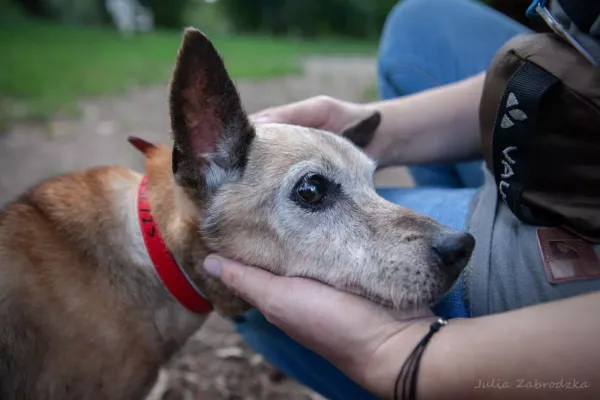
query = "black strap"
xmin=492 ymin=61 xmax=559 ymax=225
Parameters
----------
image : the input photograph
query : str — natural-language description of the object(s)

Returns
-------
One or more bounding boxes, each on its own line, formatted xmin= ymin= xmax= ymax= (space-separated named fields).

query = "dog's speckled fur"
xmin=0 ymin=29 xmax=473 ymax=400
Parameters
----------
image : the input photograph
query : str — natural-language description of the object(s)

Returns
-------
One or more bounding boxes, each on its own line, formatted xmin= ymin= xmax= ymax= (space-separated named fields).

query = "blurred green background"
xmin=0 ymin=0 xmax=534 ymax=131
xmin=0 ymin=0 xmax=391 ymax=129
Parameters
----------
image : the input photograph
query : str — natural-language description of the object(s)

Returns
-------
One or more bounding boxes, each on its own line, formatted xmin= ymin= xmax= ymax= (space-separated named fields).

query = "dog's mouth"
xmin=294 ymin=269 xmax=452 ymax=311
xmin=337 ymin=282 xmax=434 ymax=311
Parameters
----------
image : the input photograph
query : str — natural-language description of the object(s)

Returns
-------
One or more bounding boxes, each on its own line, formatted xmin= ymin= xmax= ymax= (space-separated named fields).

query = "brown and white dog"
xmin=0 ymin=29 xmax=474 ymax=400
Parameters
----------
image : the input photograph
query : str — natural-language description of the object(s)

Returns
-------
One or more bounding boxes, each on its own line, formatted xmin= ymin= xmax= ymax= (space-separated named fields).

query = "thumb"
xmin=202 ymin=254 xmax=279 ymax=310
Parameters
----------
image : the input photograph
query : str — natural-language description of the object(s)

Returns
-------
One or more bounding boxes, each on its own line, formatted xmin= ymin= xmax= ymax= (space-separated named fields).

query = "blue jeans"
xmin=235 ymin=1 xmax=530 ymax=399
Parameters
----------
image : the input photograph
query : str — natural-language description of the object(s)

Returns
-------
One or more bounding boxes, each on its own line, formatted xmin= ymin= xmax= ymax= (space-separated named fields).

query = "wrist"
xmin=365 ymin=99 xmax=412 ymax=168
xmin=362 ymin=317 xmax=473 ymax=400
xmin=358 ymin=318 xmax=437 ymax=399
xmin=365 ymin=73 xmax=486 ymax=168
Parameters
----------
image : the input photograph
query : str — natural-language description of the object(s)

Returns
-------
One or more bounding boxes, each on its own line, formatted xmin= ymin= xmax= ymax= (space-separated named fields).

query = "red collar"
xmin=137 ymin=176 xmax=212 ymax=314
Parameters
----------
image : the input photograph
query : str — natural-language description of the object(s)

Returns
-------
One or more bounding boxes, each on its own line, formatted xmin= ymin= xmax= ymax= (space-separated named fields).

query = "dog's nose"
xmin=431 ymin=230 xmax=475 ymax=276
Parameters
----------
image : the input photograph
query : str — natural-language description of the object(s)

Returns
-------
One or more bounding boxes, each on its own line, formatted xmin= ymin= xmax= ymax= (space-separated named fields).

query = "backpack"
xmin=479 ymin=0 xmax=600 ymax=243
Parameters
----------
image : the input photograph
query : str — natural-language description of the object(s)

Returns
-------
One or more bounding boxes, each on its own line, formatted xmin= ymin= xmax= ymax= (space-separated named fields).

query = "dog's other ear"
xmin=128 ymin=136 xmax=156 ymax=156
xmin=340 ymin=111 xmax=381 ymax=149
xmin=169 ymin=28 xmax=254 ymax=194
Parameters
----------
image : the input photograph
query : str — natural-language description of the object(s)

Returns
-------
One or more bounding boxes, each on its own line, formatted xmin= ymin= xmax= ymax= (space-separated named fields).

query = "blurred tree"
xmin=139 ymin=0 xmax=191 ymax=28
xmin=218 ymin=0 xmax=262 ymax=32
xmin=218 ymin=0 xmax=398 ymax=39
xmin=7 ymin=0 xmax=545 ymax=36
xmin=12 ymin=0 xmax=53 ymax=18
xmin=10 ymin=0 xmax=194 ymax=28
xmin=12 ymin=0 xmax=109 ymax=23
xmin=184 ymin=0 xmax=230 ymax=35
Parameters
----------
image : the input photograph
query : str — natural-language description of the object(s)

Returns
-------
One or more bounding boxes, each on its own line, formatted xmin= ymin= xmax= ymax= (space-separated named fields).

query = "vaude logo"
xmin=500 ymin=92 xmax=528 ymax=129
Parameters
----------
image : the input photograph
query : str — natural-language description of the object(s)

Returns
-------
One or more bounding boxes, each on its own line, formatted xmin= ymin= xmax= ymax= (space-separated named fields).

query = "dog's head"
xmin=166 ymin=29 xmax=474 ymax=312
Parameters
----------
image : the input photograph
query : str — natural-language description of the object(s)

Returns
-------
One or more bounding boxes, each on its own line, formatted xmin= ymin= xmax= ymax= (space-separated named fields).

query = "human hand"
xmin=251 ymin=95 xmax=375 ymax=133
xmin=202 ymin=256 xmax=600 ymax=400
xmin=202 ymin=254 xmax=436 ymax=398
xmin=251 ymin=96 xmax=385 ymax=160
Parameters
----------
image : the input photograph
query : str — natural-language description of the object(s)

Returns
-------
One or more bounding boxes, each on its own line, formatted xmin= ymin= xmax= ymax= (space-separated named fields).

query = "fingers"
xmin=249 ymin=96 xmax=333 ymax=128
xmin=203 ymin=254 xmax=281 ymax=311
xmin=202 ymin=254 xmax=359 ymax=326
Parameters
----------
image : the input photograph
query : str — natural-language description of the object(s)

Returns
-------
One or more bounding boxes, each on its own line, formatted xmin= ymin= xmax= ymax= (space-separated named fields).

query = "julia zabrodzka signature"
xmin=474 ymin=378 xmax=591 ymax=390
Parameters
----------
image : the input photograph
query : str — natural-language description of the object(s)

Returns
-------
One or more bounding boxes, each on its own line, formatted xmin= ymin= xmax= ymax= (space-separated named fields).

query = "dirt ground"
xmin=0 ymin=56 xmax=412 ymax=400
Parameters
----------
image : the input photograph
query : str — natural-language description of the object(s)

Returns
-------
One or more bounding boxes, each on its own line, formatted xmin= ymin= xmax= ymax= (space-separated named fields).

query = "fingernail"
xmin=203 ymin=256 xmax=222 ymax=277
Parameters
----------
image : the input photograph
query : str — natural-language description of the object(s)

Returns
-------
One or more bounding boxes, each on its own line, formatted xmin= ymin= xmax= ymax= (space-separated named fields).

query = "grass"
xmin=0 ymin=18 xmax=376 ymax=129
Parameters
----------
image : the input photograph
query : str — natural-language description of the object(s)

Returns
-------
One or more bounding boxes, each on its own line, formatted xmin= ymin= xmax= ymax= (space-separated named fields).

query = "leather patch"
xmin=537 ymin=228 xmax=600 ymax=284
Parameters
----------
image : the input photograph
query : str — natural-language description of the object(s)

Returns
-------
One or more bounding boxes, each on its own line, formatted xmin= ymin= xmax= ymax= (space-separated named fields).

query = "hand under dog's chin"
xmin=388 ymin=306 xmax=434 ymax=321
xmin=337 ymin=285 xmax=435 ymax=321
xmin=358 ymin=293 xmax=435 ymax=321
xmin=336 ymin=281 xmax=444 ymax=313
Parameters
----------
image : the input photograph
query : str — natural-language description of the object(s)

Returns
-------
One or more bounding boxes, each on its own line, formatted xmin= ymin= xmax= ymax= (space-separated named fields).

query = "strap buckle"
xmin=527 ymin=1 xmax=598 ymax=66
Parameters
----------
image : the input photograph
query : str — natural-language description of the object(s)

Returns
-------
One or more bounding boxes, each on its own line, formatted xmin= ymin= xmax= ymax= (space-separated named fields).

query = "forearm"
xmin=425 ymin=291 xmax=600 ymax=400
xmin=365 ymin=292 xmax=600 ymax=399
xmin=367 ymin=72 xmax=485 ymax=168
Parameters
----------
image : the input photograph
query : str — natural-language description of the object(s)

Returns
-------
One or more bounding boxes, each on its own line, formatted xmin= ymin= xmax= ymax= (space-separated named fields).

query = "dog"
xmin=0 ymin=29 xmax=475 ymax=400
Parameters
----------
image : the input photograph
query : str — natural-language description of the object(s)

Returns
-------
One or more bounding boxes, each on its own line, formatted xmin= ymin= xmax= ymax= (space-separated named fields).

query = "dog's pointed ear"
xmin=169 ymin=28 xmax=254 ymax=194
xmin=128 ymin=136 xmax=156 ymax=156
xmin=341 ymin=111 xmax=381 ymax=149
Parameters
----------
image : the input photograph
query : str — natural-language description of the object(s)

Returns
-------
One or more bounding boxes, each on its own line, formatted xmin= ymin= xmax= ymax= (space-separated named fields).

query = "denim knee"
xmin=378 ymin=0 xmax=438 ymax=98
xmin=377 ymin=0 xmax=460 ymax=97
xmin=377 ymin=0 xmax=529 ymax=99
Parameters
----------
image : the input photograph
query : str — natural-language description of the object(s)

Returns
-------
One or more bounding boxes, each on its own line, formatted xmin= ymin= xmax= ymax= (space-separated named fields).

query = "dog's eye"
xmin=295 ymin=174 xmax=327 ymax=204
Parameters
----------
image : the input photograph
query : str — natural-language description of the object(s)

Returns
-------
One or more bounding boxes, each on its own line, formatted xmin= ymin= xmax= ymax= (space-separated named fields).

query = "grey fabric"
xmin=464 ymin=166 xmax=600 ymax=317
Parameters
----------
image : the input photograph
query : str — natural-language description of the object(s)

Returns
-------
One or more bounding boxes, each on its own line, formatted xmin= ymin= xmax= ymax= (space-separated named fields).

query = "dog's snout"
xmin=431 ymin=230 xmax=475 ymax=276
